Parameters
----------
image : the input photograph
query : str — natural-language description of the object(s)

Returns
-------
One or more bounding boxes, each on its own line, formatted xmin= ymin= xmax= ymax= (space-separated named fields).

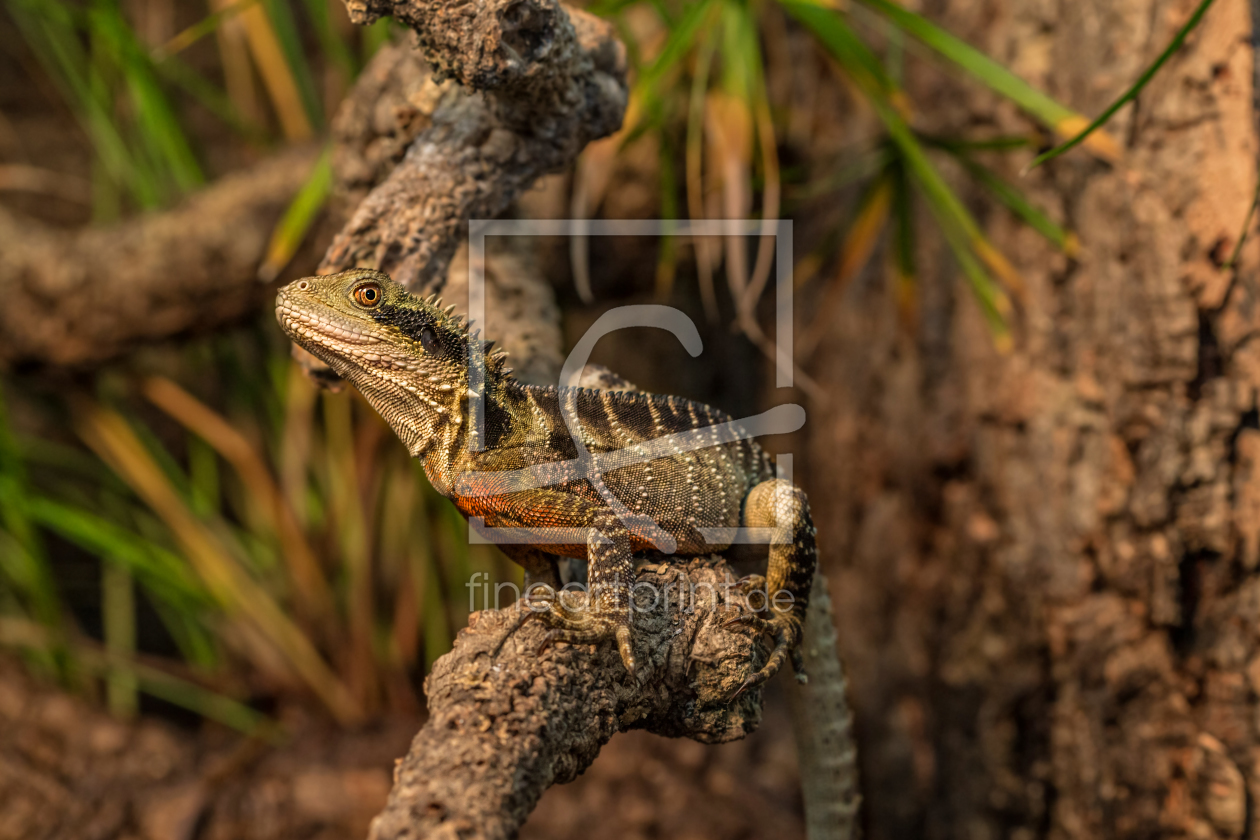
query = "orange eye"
xmin=353 ymin=283 xmax=382 ymax=307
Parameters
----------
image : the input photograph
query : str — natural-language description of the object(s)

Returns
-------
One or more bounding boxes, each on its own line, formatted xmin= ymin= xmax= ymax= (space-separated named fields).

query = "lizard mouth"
xmin=275 ymin=288 xmax=423 ymax=379
xmin=276 ymin=292 xmax=381 ymax=348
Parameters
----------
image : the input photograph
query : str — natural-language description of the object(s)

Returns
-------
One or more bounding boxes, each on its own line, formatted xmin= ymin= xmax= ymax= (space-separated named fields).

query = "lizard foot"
xmin=732 ymin=574 xmax=771 ymax=612
xmin=525 ymin=588 xmax=637 ymax=677
xmin=723 ymin=611 xmax=804 ymax=698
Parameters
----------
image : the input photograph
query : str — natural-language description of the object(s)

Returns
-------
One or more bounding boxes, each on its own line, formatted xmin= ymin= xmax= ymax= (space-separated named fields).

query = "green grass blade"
xmin=259 ymin=146 xmax=333 ymax=282
xmin=300 ymin=0 xmax=358 ymax=80
xmin=0 ymin=617 xmax=270 ymax=736
xmin=786 ymin=0 xmax=1015 ymax=339
xmin=154 ymin=54 xmax=267 ymax=143
xmin=0 ymin=385 xmax=62 ymax=630
xmin=1028 ymin=0 xmax=1216 ymax=168
xmin=92 ymin=4 xmax=204 ymax=196
xmin=951 ymin=152 xmax=1078 ymax=255
xmin=855 ymin=0 xmax=1119 ymax=160
xmin=919 ymin=134 xmax=1033 ymax=153
xmin=780 ymin=0 xmax=897 ymax=96
xmin=8 ymin=0 xmax=153 ymax=208
xmin=158 ymin=0 xmax=262 ymax=58
xmin=1224 ymin=179 xmax=1260 ymax=271
xmin=102 ymin=560 xmax=138 ymax=717
xmin=634 ymin=0 xmax=717 ymax=113
xmin=26 ymin=496 xmax=206 ymax=600
xmin=787 ymin=144 xmax=895 ymax=200
xmin=890 ymin=160 xmax=917 ymax=325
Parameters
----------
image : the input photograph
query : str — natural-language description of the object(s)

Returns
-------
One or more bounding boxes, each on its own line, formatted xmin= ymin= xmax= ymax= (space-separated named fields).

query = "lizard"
xmin=275 ymin=267 xmax=819 ymax=692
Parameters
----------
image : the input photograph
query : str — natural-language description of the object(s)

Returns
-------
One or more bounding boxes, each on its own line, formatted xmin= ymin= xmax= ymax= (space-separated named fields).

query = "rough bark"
xmin=811 ymin=1 xmax=1260 ymax=837
xmin=319 ymin=0 xmax=626 ymax=291
xmin=0 ymin=147 xmax=318 ymax=370
xmin=366 ymin=559 xmax=769 ymax=840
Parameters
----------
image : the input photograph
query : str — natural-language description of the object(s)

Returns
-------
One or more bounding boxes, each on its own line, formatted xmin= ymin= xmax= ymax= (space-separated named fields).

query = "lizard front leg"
xmin=527 ymin=506 xmax=637 ymax=676
xmin=730 ymin=479 xmax=818 ymax=692
xmin=471 ymin=490 xmax=638 ymax=676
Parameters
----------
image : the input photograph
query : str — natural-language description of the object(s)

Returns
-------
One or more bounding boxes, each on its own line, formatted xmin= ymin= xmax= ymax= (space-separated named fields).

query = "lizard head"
xmin=276 ymin=268 xmax=477 ymax=455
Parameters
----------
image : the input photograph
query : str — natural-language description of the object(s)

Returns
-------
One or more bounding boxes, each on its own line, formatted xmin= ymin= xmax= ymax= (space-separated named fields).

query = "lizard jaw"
xmin=275 ymin=289 xmax=463 ymax=439
xmin=276 ymin=293 xmax=425 ymax=375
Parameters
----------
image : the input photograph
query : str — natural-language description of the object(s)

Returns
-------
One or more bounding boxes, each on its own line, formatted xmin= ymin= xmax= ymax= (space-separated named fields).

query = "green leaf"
xmin=1028 ymin=0 xmax=1216 ymax=168
xmin=786 ymin=0 xmax=1016 ymax=340
xmin=634 ymin=0 xmax=718 ymax=115
xmin=855 ymin=0 xmax=1118 ymax=160
xmin=948 ymin=151 xmax=1078 ymax=255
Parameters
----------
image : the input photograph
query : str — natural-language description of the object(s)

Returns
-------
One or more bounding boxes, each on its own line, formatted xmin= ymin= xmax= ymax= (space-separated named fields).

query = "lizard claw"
xmin=536 ymin=629 xmax=558 ymax=656
xmin=726 ymin=611 xmax=804 ymax=699
xmin=616 ymin=625 xmax=636 ymax=679
xmin=491 ymin=606 xmax=536 ymax=658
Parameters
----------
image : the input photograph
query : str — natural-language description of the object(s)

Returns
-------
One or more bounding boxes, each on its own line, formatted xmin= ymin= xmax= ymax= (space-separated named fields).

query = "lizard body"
xmin=276 ymin=268 xmax=817 ymax=689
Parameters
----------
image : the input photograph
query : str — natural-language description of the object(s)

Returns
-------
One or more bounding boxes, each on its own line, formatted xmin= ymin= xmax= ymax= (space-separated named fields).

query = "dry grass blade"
xmin=800 ymin=175 xmax=893 ymax=356
xmin=212 ymin=0 xmax=263 ymax=127
xmin=705 ymin=90 xmax=753 ymax=304
xmin=322 ymin=392 xmax=377 ymax=708
xmin=141 ymin=377 xmax=335 ymax=626
xmin=686 ymin=26 xmax=720 ymax=321
xmin=570 ymin=96 xmax=635 ymax=303
xmin=737 ymin=61 xmax=782 ymax=336
xmin=210 ymin=0 xmax=312 ymax=140
xmin=280 ymin=361 xmax=320 ymax=523
xmin=76 ymin=401 xmax=361 ymax=724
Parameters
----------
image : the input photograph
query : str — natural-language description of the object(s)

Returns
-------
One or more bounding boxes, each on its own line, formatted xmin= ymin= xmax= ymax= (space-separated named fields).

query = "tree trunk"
xmin=810 ymin=0 xmax=1260 ymax=837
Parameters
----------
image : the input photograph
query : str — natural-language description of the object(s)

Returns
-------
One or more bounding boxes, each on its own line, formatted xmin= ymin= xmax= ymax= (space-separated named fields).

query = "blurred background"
xmin=0 ymin=0 xmax=1253 ymax=838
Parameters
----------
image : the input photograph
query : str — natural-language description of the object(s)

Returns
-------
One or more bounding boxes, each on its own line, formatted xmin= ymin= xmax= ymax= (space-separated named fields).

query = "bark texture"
xmin=0 ymin=147 xmax=318 ymax=370
xmin=812 ymin=1 xmax=1260 ymax=837
xmin=367 ymin=559 xmax=769 ymax=840
xmin=320 ymin=0 xmax=627 ymax=290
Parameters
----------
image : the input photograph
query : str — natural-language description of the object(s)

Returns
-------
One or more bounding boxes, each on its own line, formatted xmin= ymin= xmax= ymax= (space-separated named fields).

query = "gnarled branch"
xmin=367 ymin=559 xmax=768 ymax=840
xmin=321 ymin=0 xmax=627 ymax=290
xmin=0 ymin=147 xmax=319 ymax=370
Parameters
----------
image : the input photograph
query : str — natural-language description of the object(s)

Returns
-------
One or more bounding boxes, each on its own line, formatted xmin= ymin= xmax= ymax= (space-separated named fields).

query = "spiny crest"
xmin=399 ymin=293 xmax=514 ymax=382
xmin=460 ymin=328 xmax=514 ymax=382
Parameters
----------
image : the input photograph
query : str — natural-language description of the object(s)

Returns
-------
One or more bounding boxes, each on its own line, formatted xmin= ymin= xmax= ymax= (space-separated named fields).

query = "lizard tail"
xmin=787 ymin=572 xmax=861 ymax=840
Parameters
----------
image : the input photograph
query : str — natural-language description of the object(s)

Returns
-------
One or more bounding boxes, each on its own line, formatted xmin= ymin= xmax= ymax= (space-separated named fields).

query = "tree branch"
xmin=0 ymin=147 xmax=319 ymax=370
xmin=368 ymin=559 xmax=769 ymax=840
xmin=321 ymin=0 xmax=627 ymax=289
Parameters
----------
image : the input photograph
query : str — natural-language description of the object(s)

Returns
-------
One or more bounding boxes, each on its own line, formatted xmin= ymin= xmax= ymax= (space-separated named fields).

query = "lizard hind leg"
xmin=734 ymin=479 xmax=818 ymax=694
xmin=524 ymin=507 xmax=638 ymax=677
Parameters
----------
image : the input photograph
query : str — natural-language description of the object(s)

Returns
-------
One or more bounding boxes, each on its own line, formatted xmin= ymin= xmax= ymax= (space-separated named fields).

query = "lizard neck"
xmin=420 ymin=373 xmax=528 ymax=497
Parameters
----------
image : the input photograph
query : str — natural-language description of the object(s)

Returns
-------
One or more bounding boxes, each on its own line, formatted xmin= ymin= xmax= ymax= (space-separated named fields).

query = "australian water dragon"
xmin=275 ymin=268 xmax=819 ymax=692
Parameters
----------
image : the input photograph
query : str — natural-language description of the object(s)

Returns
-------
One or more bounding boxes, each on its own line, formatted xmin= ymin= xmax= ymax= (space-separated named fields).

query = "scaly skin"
xmin=276 ymin=269 xmax=818 ymax=690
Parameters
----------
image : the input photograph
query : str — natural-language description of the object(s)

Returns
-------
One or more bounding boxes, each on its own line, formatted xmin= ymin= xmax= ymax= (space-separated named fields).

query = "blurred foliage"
xmin=1 ymin=324 xmax=507 ymax=728
xmin=580 ymin=0 xmax=1214 ymax=354
xmin=0 ymin=0 xmax=1216 ymax=729
xmin=0 ymin=0 xmax=476 ymax=728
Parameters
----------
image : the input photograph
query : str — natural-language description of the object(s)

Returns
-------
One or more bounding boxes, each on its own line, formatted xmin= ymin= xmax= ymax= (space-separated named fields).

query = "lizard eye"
xmin=353 ymin=283 xmax=382 ymax=307
xmin=419 ymin=326 xmax=440 ymax=353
